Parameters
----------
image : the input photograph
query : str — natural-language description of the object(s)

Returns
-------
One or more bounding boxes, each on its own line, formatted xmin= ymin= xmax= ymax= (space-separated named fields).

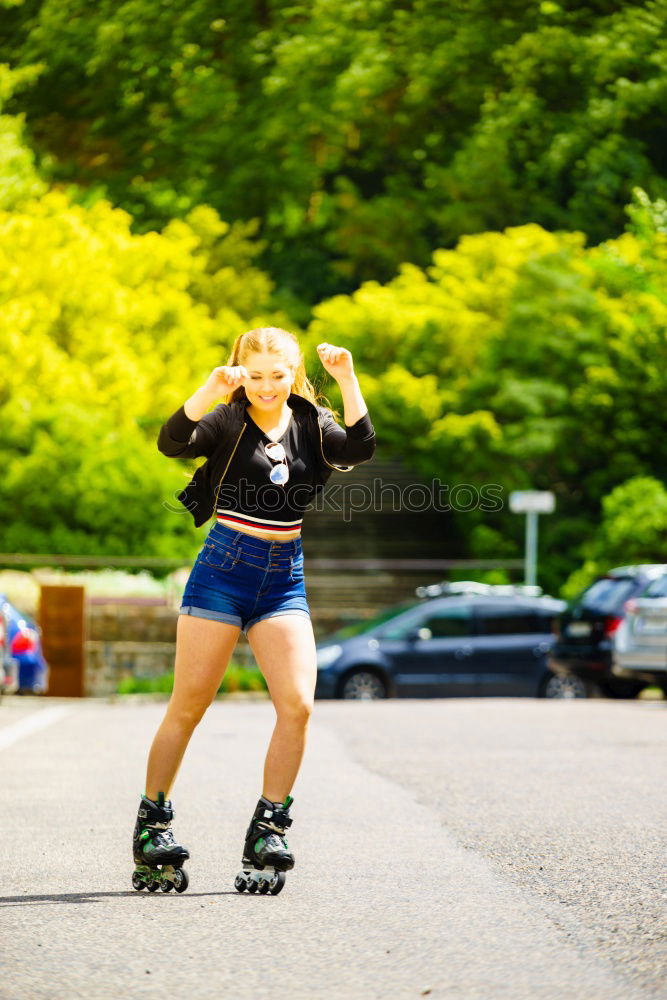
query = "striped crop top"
xmin=214 ymin=407 xmax=319 ymax=536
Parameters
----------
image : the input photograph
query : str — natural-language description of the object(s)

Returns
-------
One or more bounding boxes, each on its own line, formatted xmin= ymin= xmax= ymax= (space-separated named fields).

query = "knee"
xmin=166 ymin=702 xmax=207 ymax=732
xmin=277 ymin=698 xmax=313 ymax=729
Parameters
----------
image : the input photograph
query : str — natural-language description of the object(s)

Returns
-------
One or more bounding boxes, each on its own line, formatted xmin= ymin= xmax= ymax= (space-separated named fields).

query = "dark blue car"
xmin=315 ymin=592 xmax=572 ymax=699
xmin=0 ymin=595 xmax=49 ymax=694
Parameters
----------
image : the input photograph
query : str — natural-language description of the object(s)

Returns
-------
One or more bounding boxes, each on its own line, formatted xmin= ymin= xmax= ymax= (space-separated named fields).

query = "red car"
xmin=0 ymin=603 xmax=17 ymax=693
xmin=0 ymin=596 xmax=49 ymax=695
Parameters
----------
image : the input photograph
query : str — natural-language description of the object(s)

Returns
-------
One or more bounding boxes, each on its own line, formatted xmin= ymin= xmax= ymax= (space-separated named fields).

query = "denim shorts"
xmin=179 ymin=521 xmax=311 ymax=637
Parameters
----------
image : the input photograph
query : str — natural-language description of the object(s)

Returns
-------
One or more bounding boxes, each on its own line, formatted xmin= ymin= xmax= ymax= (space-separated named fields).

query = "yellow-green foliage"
xmin=117 ymin=664 xmax=267 ymax=695
xmin=2 ymin=131 xmax=666 ymax=596
xmin=5 ymin=2 xmax=667 ymax=301
xmin=307 ymin=224 xmax=578 ymax=478
xmin=0 ymin=189 xmax=282 ymax=557
xmin=0 ymin=64 xmax=46 ymax=210
xmin=0 ymin=193 xmax=274 ymax=415
xmin=307 ymin=202 xmax=667 ymax=593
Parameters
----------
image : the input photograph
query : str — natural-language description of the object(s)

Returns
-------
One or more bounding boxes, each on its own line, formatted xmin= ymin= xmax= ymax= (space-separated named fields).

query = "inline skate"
xmin=131 ymin=792 xmax=190 ymax=893
xmin=234 ymin=794 xmax=294 ymax=896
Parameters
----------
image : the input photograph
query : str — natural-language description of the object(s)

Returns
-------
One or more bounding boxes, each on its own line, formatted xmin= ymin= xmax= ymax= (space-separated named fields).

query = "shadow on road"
xmin=0 ymin=890 xmax=241 ymax=906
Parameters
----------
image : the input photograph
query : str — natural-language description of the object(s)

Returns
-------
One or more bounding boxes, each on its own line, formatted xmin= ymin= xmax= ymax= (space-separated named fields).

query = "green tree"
xmin=0 ymin=187 xmax=284 ymax=560
xmin=3 ymin=1 xmax=667 ymax=302
xmin=0 ymin=62 xmax=46 ymax=208
xmin=561 ymin=477 xmax=667 ymax=599
xmin=438 ymin=3 xmax=667 ymax=246
xmin=308 ymin=201 xmax=667 ymax=594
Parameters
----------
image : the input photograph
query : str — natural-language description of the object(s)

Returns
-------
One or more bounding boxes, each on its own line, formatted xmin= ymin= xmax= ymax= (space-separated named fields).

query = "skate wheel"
xmin=269 ymin=872 xmax=286 ymax=895
xmin=247 ymin=879 xmax=258 ymax=893
xmin=147 ymin=879 xmax=161 ymax=892
xmin=258 ymin=879 xmax=270 ymax=894
xmin=160 ymin=880 xmax=173 ymax=892
xmin=131 ymin=871 xmax=146 ymax=891
xmin=172 ymin=868 xmax=189 ymax=893
xmin=234 ymin=875 xmax=247 ymax=893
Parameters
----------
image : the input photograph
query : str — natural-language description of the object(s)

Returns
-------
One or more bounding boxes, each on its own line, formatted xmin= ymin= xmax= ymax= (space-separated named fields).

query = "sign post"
xmin=508 ymin=491 xmax=555 ymax=587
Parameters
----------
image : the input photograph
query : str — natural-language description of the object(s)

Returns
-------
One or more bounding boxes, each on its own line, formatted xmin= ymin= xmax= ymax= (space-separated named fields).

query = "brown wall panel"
xmin=39 ymin=585 xmax=86 ymax=697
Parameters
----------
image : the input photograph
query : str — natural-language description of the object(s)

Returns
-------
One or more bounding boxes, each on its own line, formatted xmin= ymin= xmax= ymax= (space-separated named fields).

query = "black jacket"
xmin=158 ymin=393 xmax=377 ymax=527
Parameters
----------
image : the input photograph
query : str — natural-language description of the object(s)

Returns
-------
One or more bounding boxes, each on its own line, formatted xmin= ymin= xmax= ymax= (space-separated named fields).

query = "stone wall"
xmin=85 ymin=597 xmax=176 ymax=696
xmin=82 ymin=565 xmax=443 ymax=697
xmin=86 ymin=640 xmax=177 ymax=696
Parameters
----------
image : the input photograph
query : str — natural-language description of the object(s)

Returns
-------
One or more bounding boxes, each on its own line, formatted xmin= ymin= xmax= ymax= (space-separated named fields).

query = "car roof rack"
xmin=415 ymin=580 xmax=544 ymax=599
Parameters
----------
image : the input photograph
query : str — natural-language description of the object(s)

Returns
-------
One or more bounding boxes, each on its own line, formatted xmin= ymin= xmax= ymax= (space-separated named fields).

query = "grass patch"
xmin=639 ymin=685 xmax=665 ymax=700
xmin=117 ymin=662 xmax=267 ymax=695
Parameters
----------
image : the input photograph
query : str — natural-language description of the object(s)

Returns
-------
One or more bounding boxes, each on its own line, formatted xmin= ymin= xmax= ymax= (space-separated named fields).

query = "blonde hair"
xmin=225 ymin=327 xmax=339 ymax=418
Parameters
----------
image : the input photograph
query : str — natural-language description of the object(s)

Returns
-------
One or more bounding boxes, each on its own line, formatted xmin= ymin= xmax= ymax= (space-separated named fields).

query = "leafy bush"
xmin=117 ymin=663 xmax=267 ymax=696
xmin=4 ymin=2 xmax=667 ymax=298
xmin=0 ymin=188 xmax=285 ymax=561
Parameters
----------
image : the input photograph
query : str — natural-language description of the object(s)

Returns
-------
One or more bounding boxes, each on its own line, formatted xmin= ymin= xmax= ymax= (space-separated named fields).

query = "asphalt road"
xmin=0 ymin=695 xmax=665 ymax=1000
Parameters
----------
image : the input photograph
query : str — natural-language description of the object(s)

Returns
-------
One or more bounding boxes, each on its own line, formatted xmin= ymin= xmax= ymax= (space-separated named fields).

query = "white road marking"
xmin=0 ymin=706 xmax=70 ymax=751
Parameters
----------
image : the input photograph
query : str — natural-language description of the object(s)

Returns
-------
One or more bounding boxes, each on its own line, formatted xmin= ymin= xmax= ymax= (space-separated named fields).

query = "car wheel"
xmin=540 ymin=673 xmax=589 ymax=699
xmin=340 ymin=670 xmax=387 ymax=700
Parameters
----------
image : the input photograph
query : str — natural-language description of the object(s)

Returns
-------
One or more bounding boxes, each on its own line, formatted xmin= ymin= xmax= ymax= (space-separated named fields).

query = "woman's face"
xmin=243 ymin=352 xmax=294 ymax=411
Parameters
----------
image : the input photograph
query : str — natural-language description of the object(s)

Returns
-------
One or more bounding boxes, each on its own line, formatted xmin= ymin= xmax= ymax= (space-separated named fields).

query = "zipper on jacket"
xmin=212 ymin=423 xmax=247 ymax=512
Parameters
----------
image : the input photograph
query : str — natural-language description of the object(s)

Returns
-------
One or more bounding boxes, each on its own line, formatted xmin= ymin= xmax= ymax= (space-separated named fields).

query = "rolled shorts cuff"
xmin=179 ymin=605 xmax=243 ymax=628
xmin=178 ymin=604 xmax=312 ymax=637
xmin=243 ymin=608 xmax=311 ymax=637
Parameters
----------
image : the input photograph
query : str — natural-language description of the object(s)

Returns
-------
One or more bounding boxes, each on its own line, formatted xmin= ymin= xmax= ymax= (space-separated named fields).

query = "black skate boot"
xmin=131 ymin=792 xmax=190 ymax=894
xmin=234 ymin=794 xmax=294 ymax=896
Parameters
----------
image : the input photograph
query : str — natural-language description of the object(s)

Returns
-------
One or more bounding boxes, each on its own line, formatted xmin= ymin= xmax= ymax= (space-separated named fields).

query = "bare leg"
xmin=144 ymin=615 xmax=241 ymax=800
xmin=246 ymin=614 xmax=317 ymax=802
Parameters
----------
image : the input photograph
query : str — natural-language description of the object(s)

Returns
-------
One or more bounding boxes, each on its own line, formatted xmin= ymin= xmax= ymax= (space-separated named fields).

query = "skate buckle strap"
xmin=139 ymin=803 xmax=174 ymax=826
xmin=261 ymin=810 xmax=292 ymax=833
xmin=139 ymin=814 xmax=171 ymax=830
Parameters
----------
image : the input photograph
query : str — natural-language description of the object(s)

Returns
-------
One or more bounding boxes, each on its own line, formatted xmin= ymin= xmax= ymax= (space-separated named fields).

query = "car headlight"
xmin=316 ymin=644 xmax=343 ymax=670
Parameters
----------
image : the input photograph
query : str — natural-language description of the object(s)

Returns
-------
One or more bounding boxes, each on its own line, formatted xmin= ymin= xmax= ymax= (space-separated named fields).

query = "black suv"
xmin=548 ymin=565 xmax=667 ymax=697
xmin=314 ymin=584 xmax=568 ymax=699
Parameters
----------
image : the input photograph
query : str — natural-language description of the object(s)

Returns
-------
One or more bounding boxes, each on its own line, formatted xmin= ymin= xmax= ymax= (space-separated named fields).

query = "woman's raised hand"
xmin=202 ymin=365 xmax=248 ymax=398
xmin=316 ymin=343 xmax=355 ymax=382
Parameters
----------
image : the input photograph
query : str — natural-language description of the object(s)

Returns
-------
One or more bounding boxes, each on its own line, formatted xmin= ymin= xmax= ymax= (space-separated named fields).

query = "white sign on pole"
xmin=509 ymin=490 xmax=555 ymax=514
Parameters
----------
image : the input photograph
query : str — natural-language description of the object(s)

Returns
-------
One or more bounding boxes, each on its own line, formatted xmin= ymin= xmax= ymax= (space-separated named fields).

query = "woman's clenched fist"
xmin=201 ymin=365 xmax=248 ymax=398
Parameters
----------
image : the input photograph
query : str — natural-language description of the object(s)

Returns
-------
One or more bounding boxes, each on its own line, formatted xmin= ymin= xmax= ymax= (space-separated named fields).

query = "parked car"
xmin=315 ymin=588 xmax=571 ymax=699
xmin=0 ymin=595 xmax=49 ymax=694
xmin=548 ymin=565 xmax=667 ymax=698
xmin=613 ymin=571 xmax=667 ymax=696
xmin=0 ymin=602 xmax=18 ymax=695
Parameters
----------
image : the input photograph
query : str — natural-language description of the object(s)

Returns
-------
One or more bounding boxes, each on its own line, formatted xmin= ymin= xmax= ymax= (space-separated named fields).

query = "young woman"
xmin=131 ymin=326 xmax=376 ymax=895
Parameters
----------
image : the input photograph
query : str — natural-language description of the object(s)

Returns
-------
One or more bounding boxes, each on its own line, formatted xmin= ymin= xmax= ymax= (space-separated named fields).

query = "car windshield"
xmin=325 ymin=600 xmax=420 ymax=639
xmin=576 ymin=576 xmax=637 ymax=614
